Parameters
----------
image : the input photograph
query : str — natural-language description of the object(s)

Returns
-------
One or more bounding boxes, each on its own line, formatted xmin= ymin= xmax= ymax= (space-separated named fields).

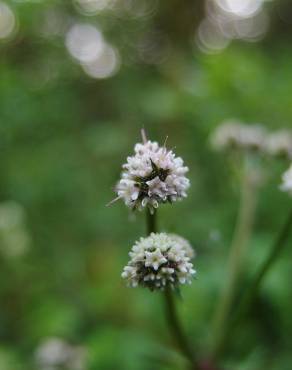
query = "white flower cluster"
xmin=35 ymin=337 xmax=87 ymax=370
xmin=264 ymin=130 xmax=292 ymax=159
xmin=122 ymin=233 xmax=196 ymax=291
xmin=280 ymin=164 xmax=292 ymax=195
xmin=116 ymin=140 xmax=190 ymax=212
xmin=211 ymin=120 xmax=266 ymax=152
xmin=211 ymin=121 xmax=292 ymax=161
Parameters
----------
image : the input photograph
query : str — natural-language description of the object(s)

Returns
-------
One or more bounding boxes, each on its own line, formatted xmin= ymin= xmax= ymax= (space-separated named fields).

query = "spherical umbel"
xmin=122 ymin=233 xmax=196 ymax=291
xmin=113 ymin=137 xmax=190 ymax=213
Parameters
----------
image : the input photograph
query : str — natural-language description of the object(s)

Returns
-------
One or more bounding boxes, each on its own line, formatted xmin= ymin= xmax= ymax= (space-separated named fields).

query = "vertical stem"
xmin=212 ymin=155 xmax=258 ymax=360
xmin=230 ymin=206 xmax=292 ymax=330
xmin=146 ymin=208 xmax=198 ymax=369
xmin=146 ymin=208 xmax=157 ymax=235
xmin=164 ymin=286 xmax=198 ymax=368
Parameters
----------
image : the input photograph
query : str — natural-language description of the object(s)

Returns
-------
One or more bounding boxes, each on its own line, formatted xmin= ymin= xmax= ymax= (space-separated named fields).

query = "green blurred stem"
xmin=225 ymin=206 xmax=292 ymax=338
xmin=146 ymin=208 xmax=198 ymax=369
xmin=212 ymin=156 xmax=258 ymax=360
xmin=163 ymin=286 xmax=198 ymax=368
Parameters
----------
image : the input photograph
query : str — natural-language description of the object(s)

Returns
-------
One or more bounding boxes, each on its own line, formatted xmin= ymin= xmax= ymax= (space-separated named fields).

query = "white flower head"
xmin=211 ymin=120 xmax=266 ymax=152
xmin=35 ymin=337 xmax=87 ymax=370
xmin=113 ymin=132 xmax=190 ymax=212
xmin=280 ymin=164 xmax=292 ymax=195
xmin=264 ymin=130 xmax=292 ymax=159
xmin=122 ymin=233 xmax=196 ymax=291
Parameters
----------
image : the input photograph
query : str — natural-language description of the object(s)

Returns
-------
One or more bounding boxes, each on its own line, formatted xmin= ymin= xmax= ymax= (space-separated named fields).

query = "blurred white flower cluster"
xmin=211 ymin=120 xmax=266 ymax=152
xmin=211 ymin=120 xmax=292 ymax=160
xmin=34 ymin=337 xmax=87 ymax=370
xmin=0 ymin=201 xmax=31 ymax=258
xmin=264 ymin=130 xmax=292 ymax=159
xmin=116 ymin=140 xmax=190 ymax=213
xmin=280 ymin=165 xmax=292 ymax=195
xmin=122 ymin=233 xmax=196 ymax=291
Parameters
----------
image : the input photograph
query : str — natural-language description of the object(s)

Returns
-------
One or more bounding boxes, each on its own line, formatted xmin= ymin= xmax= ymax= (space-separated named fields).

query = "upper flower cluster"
xmin=122 ymin=233 xmax=196 ymax=291
xmin=116 ymin=140 xmax=190 ymax=213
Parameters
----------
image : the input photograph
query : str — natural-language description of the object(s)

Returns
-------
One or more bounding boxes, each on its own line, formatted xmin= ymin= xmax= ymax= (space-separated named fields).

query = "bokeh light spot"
xmin=65 ymin=23 xmax=104 ymax=63
xmin=82 ymin=44 xmax=120 ymax=79
xmin=196 ymin=19 xmax=230 ymax=54
xmin=215 ymin=0 xmax=263 ymax=18
xmin=0 ymin=1 xmax=16 ymax=40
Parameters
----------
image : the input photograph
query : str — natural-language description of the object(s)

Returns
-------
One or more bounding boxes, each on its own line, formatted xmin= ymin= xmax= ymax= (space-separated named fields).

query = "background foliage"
xmin=1 ymin=0 xmax=292 ymax=369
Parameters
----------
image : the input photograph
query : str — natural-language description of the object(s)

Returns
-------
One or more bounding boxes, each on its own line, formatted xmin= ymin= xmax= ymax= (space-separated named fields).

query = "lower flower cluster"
xmin=122 ymin=233 xmax=196 ymax=291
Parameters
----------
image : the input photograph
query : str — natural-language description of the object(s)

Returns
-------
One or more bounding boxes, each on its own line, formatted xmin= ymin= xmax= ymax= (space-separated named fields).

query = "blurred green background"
xmin=1 ymin=0 xmax=292 ymax=369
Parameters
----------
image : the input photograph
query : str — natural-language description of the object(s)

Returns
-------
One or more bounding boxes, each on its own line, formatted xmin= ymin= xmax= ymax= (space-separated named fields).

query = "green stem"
xmin=164 ymin=286 xmax=198 ymax=368
xmin=146 ymin=208 xmax=157 ymax=234
xmin=212 ymin=156 xmax=258 ymax=359
xmin=231 ymin=206 xmax=292 ymax=329
xmin=213 ymin=206 xmax=292 ymax=360
xmin=146 ymin=208 xmax=198 ymax=369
